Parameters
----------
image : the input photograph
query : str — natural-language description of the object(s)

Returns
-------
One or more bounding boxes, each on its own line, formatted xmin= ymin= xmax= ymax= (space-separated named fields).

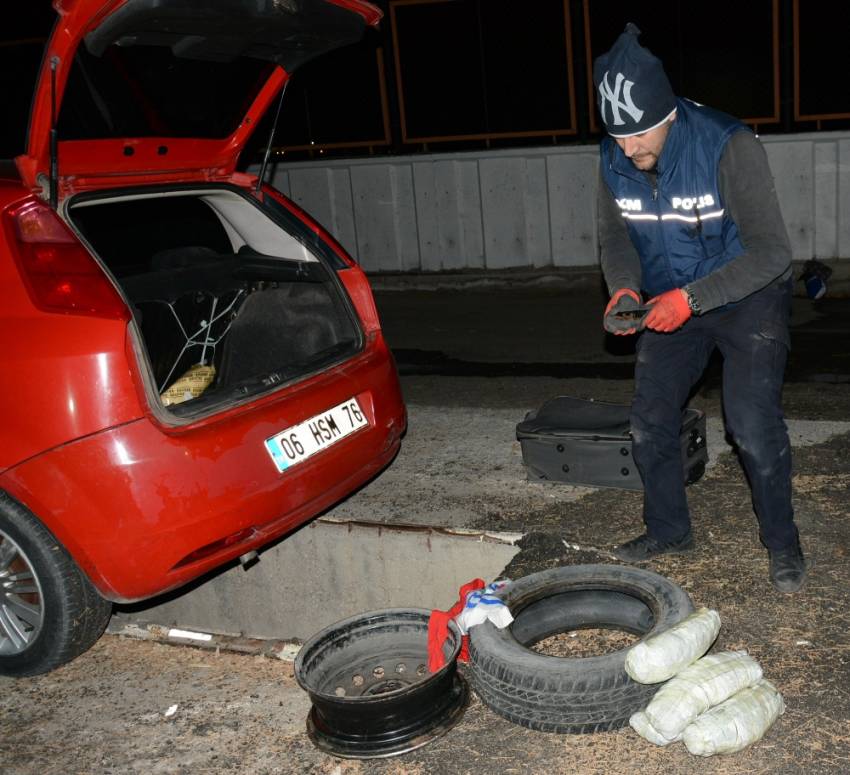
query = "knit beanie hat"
xmin=593 ymin=23 xmax=676 ymax=137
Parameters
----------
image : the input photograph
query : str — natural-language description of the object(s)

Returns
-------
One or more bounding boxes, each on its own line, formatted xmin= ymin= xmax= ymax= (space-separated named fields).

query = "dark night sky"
xmin=1 ymin=2 xmax=56 ymax=157
xmin=2 ymin=2 xmax=847 ymax=162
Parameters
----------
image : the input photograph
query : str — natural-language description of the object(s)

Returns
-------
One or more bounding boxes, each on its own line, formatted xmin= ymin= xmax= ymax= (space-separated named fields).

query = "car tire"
xmin=467 ymin=564 xmax=693 ymax=733
xmin=0 ymin=493 xmax=112 ymax=677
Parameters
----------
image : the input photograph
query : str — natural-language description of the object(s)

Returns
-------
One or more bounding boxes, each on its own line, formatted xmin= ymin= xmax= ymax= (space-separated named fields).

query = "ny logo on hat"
xmin=599 ymin=71 xmax=644 ymax=127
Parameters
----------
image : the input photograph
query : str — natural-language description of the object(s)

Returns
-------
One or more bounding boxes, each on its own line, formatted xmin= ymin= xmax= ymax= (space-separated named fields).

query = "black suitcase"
xmin=516 ymin=396 xmax=707 ymax=491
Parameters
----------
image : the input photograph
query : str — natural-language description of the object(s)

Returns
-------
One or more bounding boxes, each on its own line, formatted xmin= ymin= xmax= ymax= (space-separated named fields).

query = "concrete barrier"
xmin=262 ymin=130 xmax=850 ymax=274
xmin=109 ymin=519 xmax=520 ymax=642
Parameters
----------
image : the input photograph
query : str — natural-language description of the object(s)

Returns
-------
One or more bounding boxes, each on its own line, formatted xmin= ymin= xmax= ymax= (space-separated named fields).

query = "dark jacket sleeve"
xmin=686 ymin=131 xmax=792 ymax=312
xmin=597 ymin=165 xmax=643 ymax=297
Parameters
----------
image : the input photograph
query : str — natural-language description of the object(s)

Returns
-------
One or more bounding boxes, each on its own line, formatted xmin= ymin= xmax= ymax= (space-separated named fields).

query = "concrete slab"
xmin=109 ymin=520 xmax=519 ymax=642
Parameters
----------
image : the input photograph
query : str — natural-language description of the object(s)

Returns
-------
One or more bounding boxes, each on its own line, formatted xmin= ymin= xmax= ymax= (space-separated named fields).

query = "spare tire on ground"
xmin=467 ymin=564 xmax=693 ymax=733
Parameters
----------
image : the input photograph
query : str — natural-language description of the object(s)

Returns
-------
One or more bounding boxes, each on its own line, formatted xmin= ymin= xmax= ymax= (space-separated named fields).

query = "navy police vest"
xmin=600 ymin=98 xmax=748 ymax=297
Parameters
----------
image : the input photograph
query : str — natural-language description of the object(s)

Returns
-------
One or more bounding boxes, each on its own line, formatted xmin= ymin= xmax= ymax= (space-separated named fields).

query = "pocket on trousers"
xmin=757 ymin=320 xmax=791 ymax=350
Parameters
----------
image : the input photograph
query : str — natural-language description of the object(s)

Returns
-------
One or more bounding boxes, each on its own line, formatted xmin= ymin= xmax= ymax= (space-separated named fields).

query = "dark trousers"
xmin=631 ymin=280 xmax=797 ymax=551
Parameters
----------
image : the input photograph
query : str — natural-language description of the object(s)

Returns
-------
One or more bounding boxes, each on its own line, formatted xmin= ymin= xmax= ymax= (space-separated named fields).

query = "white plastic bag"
xmin=455 ymin=580 xmax=513 ymax=634
xmin=682 ymin=679 xmax=785 ymax=756
xmin=625 ymin=607 xmax=721 ymax=684
xmin=629 ymin=710 xmax=681 ymax=746
xmin=645 ymin=651 xmax=763 ymax=740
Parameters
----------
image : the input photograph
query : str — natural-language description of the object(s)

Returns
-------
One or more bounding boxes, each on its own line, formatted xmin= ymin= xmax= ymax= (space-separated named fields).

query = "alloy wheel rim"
xmin=0 ymin=529 xmax=44 ymax=655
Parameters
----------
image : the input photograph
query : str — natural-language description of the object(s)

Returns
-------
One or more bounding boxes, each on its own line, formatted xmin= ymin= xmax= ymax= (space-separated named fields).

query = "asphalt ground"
xmin=3 ymin=278 xmax=850 ymax=775
xmin=374 ymin=279 xmax=850 ymax=387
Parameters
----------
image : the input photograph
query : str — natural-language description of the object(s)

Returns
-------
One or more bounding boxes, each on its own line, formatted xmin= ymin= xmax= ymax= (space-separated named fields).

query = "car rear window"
xmin=72 ymin=196 xmax=233 ymax=277
xmin=57 ymin=44 xmax=275 ymax=140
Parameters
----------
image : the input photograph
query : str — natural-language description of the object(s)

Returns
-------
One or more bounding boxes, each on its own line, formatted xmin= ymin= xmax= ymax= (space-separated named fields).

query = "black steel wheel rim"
xmin=306 ymin=671 xmax=468 ymax=759
xmin=295 ymin=607 xmax=468 ymax=759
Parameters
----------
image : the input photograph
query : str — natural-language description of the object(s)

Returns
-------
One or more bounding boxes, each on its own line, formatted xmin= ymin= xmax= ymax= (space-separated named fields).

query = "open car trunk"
xmin=68 ymin=186 xmax=362 ymax=417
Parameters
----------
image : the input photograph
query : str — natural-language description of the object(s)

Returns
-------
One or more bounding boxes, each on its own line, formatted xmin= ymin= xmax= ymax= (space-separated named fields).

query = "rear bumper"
xmin=0 ymin=340 xmax=405 ymax=602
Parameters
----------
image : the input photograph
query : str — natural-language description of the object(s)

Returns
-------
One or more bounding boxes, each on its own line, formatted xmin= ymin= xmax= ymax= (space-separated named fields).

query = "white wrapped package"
xmin=629 ymin=710 xmax=681 ymax=746
xmin=645 ymin=651 xmax=763 ymax=740
xmin=625 ymin=607 xmax=721 ymax=684
xmin=682 ymin=679 xmax=785 ymax=756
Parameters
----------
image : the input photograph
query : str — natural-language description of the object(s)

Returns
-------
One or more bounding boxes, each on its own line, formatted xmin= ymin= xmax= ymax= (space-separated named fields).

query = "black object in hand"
xmin=604 ymin=292 xmax=647 ymax=334
xmin=614 ymin=307 xmax=649 ymax=320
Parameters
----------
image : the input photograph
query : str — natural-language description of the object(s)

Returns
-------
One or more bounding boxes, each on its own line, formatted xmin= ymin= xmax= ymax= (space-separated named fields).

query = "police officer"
xmin=594 ymin=24 xmax=806 ymax=592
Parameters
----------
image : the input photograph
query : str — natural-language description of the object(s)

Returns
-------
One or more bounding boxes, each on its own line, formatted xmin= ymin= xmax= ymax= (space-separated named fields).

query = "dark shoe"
xmin=613 ymin=531 xmax=694 ymax=563
xmin=769 ymin=540 xmax=807 ymax=593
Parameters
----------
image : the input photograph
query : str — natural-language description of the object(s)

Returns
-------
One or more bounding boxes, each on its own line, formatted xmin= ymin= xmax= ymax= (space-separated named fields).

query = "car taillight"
xmin=5 ymin=199 xmax=130 ymax=321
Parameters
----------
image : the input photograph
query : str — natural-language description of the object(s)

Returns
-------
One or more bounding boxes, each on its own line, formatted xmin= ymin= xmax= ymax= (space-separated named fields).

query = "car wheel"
xmin=0 ymin=493 xmax=112 ymax=677
xmin=467 ymin=564 xmax=693 ymax=733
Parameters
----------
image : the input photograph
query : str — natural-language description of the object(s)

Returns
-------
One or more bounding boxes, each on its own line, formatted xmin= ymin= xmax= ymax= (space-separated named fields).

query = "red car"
xmin=0 ymin=0 xmax=405 ymax=676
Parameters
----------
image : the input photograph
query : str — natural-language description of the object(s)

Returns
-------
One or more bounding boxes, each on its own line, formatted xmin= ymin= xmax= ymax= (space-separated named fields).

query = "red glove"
xmin=644 ymin=288 xmax=691 ymax=332
xmin=603 ymin=288 xmax=642 ymax=336
xmin=427 ymin=578 xmax=485 ymax=672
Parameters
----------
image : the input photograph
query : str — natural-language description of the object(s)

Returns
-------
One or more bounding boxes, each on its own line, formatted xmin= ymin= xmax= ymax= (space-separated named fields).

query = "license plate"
xmin=264 ymin=397 xmax=369 ymax=473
